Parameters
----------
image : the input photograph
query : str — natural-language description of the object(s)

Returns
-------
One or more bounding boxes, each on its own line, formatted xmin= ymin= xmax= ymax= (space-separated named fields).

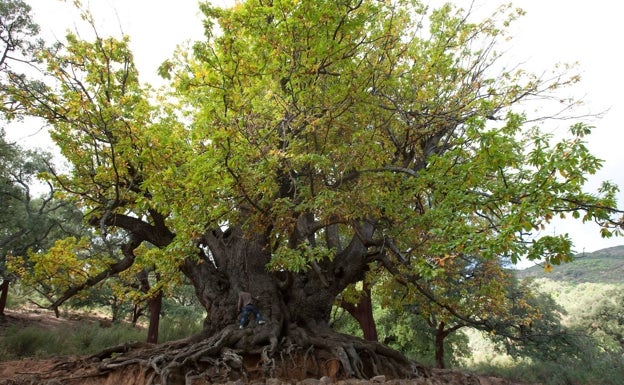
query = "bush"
xmin=0 ymin=326 xmax=66 ymax=359
xmin=158 ymin=315 xmax=203 ymax=342
xmin=68 ymin=323 xmax=145 ymax=355
xmin=0 ymin=321 xmax=146 ymax=360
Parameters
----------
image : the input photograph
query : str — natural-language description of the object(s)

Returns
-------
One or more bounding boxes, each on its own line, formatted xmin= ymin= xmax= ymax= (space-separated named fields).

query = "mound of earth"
xmin=0 ymin=310 xmax=535 ymax=385
xmin=0 ymin=359 xmax=536 ymax=385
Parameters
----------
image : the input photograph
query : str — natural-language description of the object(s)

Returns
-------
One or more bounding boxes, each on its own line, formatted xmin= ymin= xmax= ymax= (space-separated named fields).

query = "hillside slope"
xmin=516 ymin=245 xmax=624 ymax=284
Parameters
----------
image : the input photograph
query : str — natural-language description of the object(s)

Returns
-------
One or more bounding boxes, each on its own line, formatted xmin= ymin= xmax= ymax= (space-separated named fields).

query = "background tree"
xmin=400 ymin=257 xmax=513 ymax=369
xmin=0 ymin=0 xmax=43 ymax=117
xmin=0 ymin=131 xmax=85 ymax=317
xmin=5 ymin=0 xmax=624 ymax=382
xmin=485 ymin=277 xmax=574 ymax=361
xmin=375 ymin=300 xmax=471 ymax=369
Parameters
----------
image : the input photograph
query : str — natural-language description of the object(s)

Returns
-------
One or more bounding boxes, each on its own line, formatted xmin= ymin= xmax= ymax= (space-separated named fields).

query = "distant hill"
xmin=516 ymin=245 xmax=624 ymax=284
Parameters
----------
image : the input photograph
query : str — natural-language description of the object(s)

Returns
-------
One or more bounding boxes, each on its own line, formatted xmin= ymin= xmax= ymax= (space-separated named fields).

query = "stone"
xmin=267 ymin=378 xmax=283 ymax=385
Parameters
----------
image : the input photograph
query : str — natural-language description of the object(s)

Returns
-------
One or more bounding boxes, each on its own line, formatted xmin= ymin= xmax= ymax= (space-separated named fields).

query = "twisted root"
xmin=86 ymin=323 xmax=426 ymax=384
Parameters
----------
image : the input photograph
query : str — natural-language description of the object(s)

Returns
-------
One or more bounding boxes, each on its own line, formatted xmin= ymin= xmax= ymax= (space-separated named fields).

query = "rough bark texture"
xmin=434 ymin=323 xmax=448 ymax=369
xmin=138 ymin=270 xmax=163 ymax=344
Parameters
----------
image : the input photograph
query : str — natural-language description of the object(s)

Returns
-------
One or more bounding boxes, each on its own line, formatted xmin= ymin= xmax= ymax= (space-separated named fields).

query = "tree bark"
xmin=434 ymin=322 xmax=447 ymax=369
xmin=181 ymin=220 xmax=376 ymax=334
xmin=146 ymin=290 xmax=163 ymax=344
xmin=0 ymin=279 xmax=9 ymax=316
xmin=138 ymin=269 xmax=163 ymax=344
xmin=340 ymin=284 xmax=379 ymax=341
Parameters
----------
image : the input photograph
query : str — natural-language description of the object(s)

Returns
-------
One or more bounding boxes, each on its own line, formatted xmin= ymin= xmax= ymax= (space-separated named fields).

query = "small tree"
xmin=0 ymin=131 xmax=85 ymax=316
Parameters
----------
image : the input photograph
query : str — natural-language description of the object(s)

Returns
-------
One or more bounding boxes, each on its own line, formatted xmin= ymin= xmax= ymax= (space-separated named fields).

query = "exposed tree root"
xmin=84 ymin=323 xmax=426 ymax=385
xmin=0 ymin=323 xmax=429 ymax=385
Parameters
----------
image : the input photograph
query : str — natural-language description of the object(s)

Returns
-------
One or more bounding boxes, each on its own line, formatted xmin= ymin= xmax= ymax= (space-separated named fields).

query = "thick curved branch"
xmin=49 ymin=234 xmax=142 ymax=310
xmin=90 ymin=212 xmax=174 ymax=247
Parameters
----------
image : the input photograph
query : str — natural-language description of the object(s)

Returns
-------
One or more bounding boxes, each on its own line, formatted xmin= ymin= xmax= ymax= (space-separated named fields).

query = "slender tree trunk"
xmin=434 ymin=322 xmax=447 ymax=369
xmin=138 ymin=269 xmax=162 ymax=343
xmin=131 ymin=303 xmax=143 ymax=326
xmin=0 ymin=279 xmax=9 ymax=316
xmin=110 ymin=296 xmax=119 ymax=323
xmin=146 ymin=290 xmax=163 ymax=344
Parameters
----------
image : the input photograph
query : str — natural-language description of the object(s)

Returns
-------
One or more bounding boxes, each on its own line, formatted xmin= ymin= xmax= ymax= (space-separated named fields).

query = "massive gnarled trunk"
xmin=182 ymin=224 xmax=363 ymax=331
xmin=67 ymin=211 xmax=422 ymax=382
xmin=101 ymin=222 xmax=425 ymax=383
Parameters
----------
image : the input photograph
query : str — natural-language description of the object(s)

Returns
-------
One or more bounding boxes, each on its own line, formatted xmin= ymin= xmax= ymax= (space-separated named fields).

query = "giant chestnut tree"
xmin=8 ymin=0 xmax=623 ymax=382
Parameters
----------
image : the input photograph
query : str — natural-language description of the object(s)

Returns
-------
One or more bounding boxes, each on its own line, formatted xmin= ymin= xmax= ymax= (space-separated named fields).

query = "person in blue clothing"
xmin=238 ymin=291 xmax=266 ymax=329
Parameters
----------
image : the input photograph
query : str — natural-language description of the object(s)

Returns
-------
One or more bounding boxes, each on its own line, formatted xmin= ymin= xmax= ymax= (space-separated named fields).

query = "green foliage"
xmin=331 ymin=283 xmax=472 ymax=368
xmin=464 ymin=269 xmax=624 ymax=385
xmin=0 ymin=0 xmax=43 ymax=118
xmin=0 ymin=131 xmax=85 ymax=307
xmin=66 ymin=323 xmax=145 ymax=355
xmin=330 ymin=306 xmax=363 ymax=339
xmin=0 ymin=325 xmax=58 ymax=358
xmin=150 ymin=0 xmax=623 ymax=273
xmin=481 ymin=278 xmax=574 ymax=362
xmin=158 ymin=314 xmax=203 ymax=342
xmin=375 ymin=303 xmax=470 ymax=367
xmin=468 ymin=338 xmax=624 ymax=385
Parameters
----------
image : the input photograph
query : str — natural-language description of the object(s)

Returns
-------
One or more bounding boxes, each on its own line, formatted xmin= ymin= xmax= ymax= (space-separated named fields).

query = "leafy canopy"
xmin=5 ymin=0 xmax=623 ymax=313
xmin=153 ymin=0 xmax=621 ymax=272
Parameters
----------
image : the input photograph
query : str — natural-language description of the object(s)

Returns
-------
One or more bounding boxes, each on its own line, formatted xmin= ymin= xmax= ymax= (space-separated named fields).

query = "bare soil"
xmin=0 ymin=309 xmax=536 ymax=385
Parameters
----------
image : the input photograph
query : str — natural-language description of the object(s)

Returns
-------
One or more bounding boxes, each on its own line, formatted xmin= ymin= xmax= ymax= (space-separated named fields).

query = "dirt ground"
xmin=0 ymin=309 xmax=536 ymax=385
xmin=0 ymin=307 xmax=112 ymax=331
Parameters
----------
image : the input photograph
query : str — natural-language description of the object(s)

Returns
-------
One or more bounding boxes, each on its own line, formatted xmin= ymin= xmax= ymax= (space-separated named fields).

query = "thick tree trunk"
xmin=0 ymin=279 xmax=9 ymax=316
xmin=183 ymin=224 xmax=372 ymax=335
xmin=85 ymin=222 xmax=425 ymax=383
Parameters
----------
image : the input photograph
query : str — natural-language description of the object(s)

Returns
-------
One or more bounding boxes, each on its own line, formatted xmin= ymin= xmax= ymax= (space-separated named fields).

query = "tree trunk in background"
xmin=434 ymin=322 xmax=447 ymax=369
xmin=138 ymin=270 xmax=163 ymax=344
xmin=0 ymin=279 xmax=9 ymax=316
xmin=146 ymin=290 xmax=163 ymax=344
xmin=341 ymin=284 xmax=379 ymax=341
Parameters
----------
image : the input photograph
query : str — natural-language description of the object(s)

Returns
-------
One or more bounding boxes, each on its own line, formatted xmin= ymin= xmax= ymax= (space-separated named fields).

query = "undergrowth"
xmin=467 ymin=354 xmax=624 ymax=385
xmin=0 ymin=316 xmax=202 ymax=360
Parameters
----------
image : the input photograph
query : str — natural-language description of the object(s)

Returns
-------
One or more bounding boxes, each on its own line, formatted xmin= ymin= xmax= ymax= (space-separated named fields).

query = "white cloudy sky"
xmin=9 ymin=0 xmax=624 ymax=259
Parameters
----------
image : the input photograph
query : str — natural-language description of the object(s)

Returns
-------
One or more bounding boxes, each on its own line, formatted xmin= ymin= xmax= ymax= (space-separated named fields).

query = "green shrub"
xmin=0 ymin=326 xmax=66 ymax=359
xmin=0 ymin=321 xmax=147 ymax=359
xmin=68 ymin=323 xmax=145 ymax=355
xmin=158 ymin=315 xmax=203 ymax=342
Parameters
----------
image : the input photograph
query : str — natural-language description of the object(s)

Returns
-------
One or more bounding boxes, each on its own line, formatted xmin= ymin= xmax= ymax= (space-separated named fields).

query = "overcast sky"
xmin=9 ymin=0 xmax=624 ymax=261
